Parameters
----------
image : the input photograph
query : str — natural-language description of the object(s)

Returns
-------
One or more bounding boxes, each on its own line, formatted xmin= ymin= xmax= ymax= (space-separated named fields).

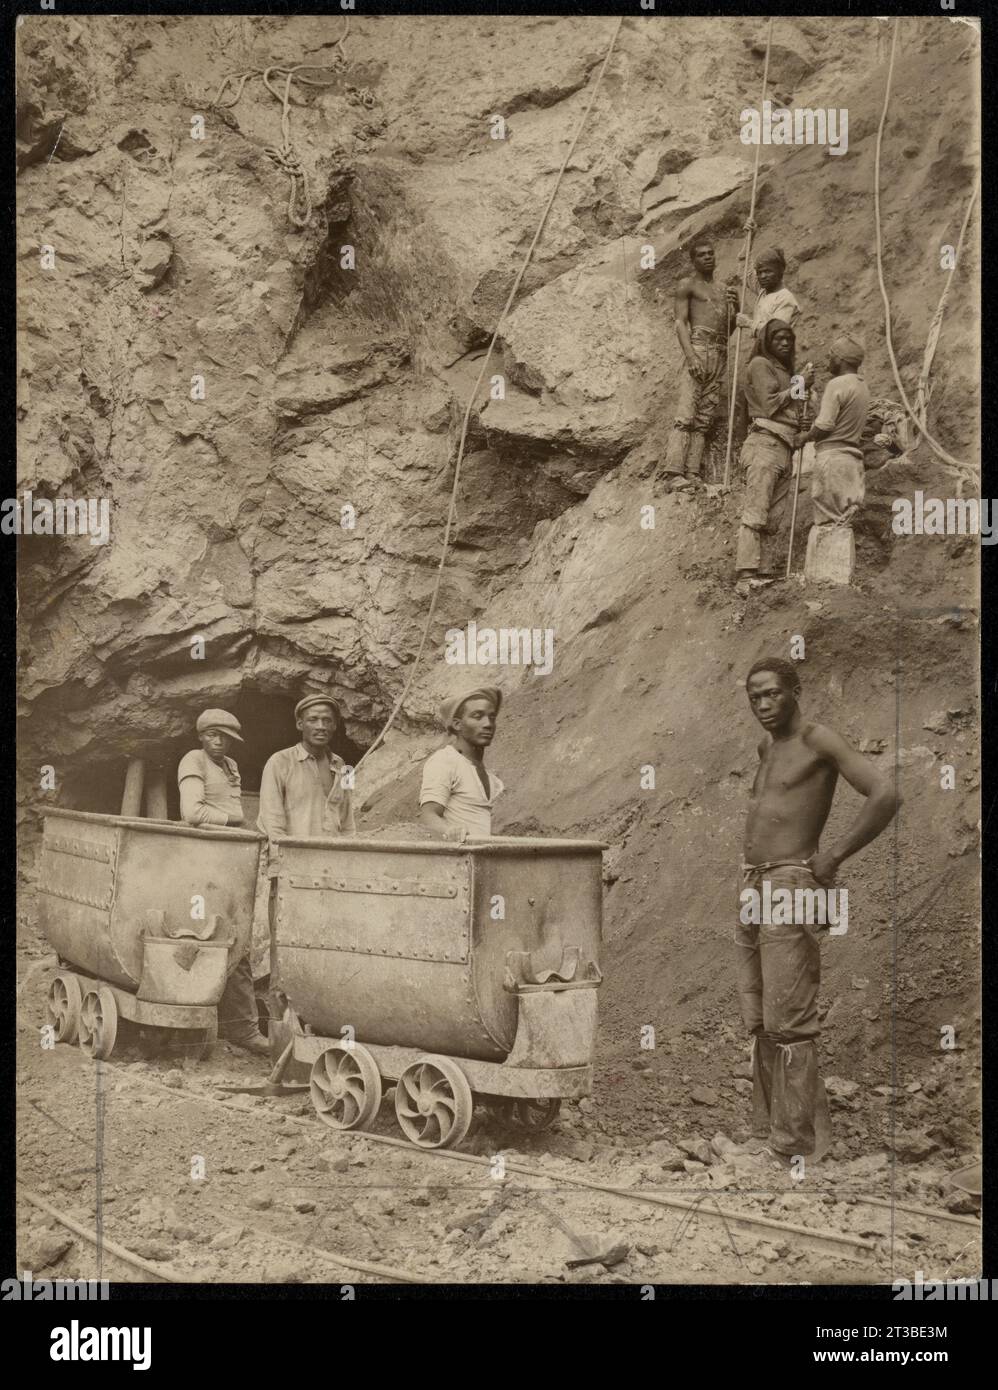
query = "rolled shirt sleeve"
xmin=257 ymin=753 xmax=288 ymax=874
xmin=419 ymin=749 xmax=456 ymax=809
xmin=814 ymin=378 xmax=842 ymax=433
xmin=177 ymin=751 xmax=228 ymax=827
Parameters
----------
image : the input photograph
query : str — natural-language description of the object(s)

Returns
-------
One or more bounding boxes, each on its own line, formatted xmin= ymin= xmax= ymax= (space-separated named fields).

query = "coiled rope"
xmin=357 ymin=16 xmax=625 ymax=769
xmin=208 ymin=16 xmax=351 ymax=228
xmin=874 ymin=16 xmax=978 ymax=490
xmin=721 ymin=17 xmax=774 ymax=489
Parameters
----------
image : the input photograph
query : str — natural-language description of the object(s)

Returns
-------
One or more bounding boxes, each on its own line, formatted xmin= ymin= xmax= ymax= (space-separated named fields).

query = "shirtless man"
xmin=660 ymin=236 xmax=738 ymax=490
xmin=737 ymin=657 xmax=899 ymax=1159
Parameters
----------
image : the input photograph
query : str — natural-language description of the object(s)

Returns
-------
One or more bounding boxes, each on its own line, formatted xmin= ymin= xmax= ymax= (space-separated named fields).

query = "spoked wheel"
xmin=78 ymin=986 xmax=119 ymax=1060
xmin=509 ymin=1098 xmax=561 ymax=1131
xmin=191 ymin=1020 xmax=218 ymax=1062
xmin=310 ymin=1042 xmax=382 ymax=1131
xmin=395 ymin=1055 xmax=473 ymax=1150
xmin=45 ymin=973 xmax=83 ymax=1045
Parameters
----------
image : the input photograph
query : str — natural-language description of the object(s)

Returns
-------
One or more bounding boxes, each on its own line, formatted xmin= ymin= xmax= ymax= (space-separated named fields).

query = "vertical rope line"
xmin=722 ymin=16 xmax=774 ymax=488
xmin=357 ymin=17 xmax=625 ymax=768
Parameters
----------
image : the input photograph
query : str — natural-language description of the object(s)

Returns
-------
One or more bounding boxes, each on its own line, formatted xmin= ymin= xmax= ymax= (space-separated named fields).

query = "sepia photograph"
xmin=10 ymin=2 xmax=985 ymax=1332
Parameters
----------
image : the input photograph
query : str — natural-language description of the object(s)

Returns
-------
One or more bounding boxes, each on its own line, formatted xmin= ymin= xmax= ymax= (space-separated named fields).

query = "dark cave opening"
xmin=53 ymin=689 xmax=368 ymax=822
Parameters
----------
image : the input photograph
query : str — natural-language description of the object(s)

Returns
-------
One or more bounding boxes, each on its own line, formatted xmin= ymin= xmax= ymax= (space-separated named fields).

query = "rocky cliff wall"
xmin=17 ymin=14 xmax=980 ymax=1143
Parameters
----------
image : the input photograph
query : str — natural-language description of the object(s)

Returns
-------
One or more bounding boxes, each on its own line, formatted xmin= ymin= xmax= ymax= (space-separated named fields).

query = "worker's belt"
xmin=750 ymin=419 xmax=797 ymax=447
xmin=741 ymin=858 xmax=815 ymax=879
xmin=690 ymin=327 xmax=722 ymax=343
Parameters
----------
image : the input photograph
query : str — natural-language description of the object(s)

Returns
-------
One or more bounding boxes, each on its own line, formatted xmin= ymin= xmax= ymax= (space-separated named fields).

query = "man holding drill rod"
xmin=734 ymin=319 xmax=813 ymax=597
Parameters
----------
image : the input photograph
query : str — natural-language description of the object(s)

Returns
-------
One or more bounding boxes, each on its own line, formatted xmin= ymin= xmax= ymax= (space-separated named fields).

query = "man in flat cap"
xmin=793 ymin=334 xmax=870 ymax=582
xmin=258 ymin=695 xmax=356 ymax=879
xmin=418 ymin=687 xmax=504 ymax=839
xmin=178 ymin=709 xmax=268 ymax=1056
xmin=178 ymin=709 xmax=245 ymax=827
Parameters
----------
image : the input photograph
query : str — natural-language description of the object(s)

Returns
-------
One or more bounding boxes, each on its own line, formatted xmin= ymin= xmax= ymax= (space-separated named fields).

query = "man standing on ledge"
xmin=178 ymin=708 xmax=268 ymax=1057
xmin=419 ymin=687 xmax=504 ymax=839
xmin=659 ymin=235 xmax=738 ymax=491
xmin=738 ymin=658 xmax=899 ymax=1161
xmin=793 ymin=333 xmax=870 ymax=583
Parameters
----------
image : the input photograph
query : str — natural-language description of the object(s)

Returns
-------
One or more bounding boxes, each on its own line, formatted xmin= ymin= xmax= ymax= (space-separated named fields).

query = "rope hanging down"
xmin=721 ymin=16 xmax=774 ymax=489
xmin=874 ymin=16 xmax=977 ymax=489
xmin=357 ymin=16 xmax=624 ymax=770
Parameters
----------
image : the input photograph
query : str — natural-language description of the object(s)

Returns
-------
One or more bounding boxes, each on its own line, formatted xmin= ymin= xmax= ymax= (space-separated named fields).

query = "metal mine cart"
xmin=273 ymin=835 xmax=606 ymax=1149
xmin=37 ymin=809 xmax=263 ymax=1060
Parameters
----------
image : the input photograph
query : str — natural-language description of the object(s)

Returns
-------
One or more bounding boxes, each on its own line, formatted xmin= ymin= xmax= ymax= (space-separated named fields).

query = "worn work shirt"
xmin=743 ymin=357 xmax=800 ymax=443
xmin=751 ymin=287 xmax=801 ymax=335
xmin=814 ymin=372 xmax=870 ymax=453
xmin=177 ymin=750 xmax=243 ymax=827
xmin=419 ymin=745 xmax=504 ymax=839
xmin=258 ymin=743 xmax=356 ymax=875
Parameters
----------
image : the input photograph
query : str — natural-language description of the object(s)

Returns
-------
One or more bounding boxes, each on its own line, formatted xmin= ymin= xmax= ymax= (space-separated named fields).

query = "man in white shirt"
xmin=735 ymin=248 xmax=801 ymax=338
xmin=418 ymin=687 xmax=504 ymax=839
xmin=177 ymin=709 xmax=268 ymax=1058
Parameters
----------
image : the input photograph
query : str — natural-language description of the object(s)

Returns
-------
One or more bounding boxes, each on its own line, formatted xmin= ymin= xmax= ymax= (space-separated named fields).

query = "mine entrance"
xmin=56 ymin=690 xmax=368 ymax=822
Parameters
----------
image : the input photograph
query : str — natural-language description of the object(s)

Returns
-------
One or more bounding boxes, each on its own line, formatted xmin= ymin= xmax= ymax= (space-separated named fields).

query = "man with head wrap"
xmin=419 ymin=687 xmax=504 ymax=839
xmin=735 ymin=319 xmax=815 ymax=597
xmin=793 ymin=334 xmax=871 ymax=582
xmin=735 ymin=247 xmax=801 ymax=339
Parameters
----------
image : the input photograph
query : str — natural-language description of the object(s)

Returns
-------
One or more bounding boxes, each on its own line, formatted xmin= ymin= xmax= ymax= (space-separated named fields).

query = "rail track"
xmin=16 ymin=1045 xmax=979 ymax=1287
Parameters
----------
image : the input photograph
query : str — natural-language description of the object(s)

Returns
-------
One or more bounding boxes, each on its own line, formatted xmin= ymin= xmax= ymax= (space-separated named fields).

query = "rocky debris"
xmin=134 ymin=236 xmax=173 ymax=291
xmin=677 ymin=1137 xmax=712 ymax=1164
xmin=690 ymin=1085 xmax=720 ymax=1107
xmin=161 ymin=1069 xmax=184 ymax=1089
xmin=891 ymin=1131 xmax=940 ymax=1164
xmin=20 ymin=1229 xmax=74 ymax=1272
xmin=129 ymin=1238 xmax=176 ymax=1262
xmin=209 ymin=1227 xmax=244 ymax=1251
xmin=825 ymin=1076 xmax=860 ymax=1103
xmin=646 ymin=1140 xmax=686 ymax=1170
xmin=710 ymin=1132 xmax=739 ymax=1160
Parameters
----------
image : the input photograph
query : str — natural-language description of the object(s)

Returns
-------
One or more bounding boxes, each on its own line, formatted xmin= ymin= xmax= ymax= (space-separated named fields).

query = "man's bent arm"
xmin=179 ymin=773 xmax=228 ymax=828
xmin=257 ymin=757 xmax=288 ymax=842
xmin=808 ymin=725 xmax=901 ymax=869
xmin=419 ymin=803 xmax=449 ymax=835
xmin=673 ymin=284 xmax=696 ymax=371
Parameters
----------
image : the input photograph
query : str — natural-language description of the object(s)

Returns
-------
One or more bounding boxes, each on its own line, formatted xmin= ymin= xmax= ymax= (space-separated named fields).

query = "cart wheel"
xmin=511 ymin=1098 xmax=561 ymax=1131
xmin=78 ymin=987 xmax=118 ymax=1061
xmin=45 ymin=973 xmax=83 ymax=1045
xmin=192 ymin=1020 xmax=218 ymax=1062
xmin=310 ymin=1042 xmax=382 ymax=1131
xmin=395 ymin=1056 xmax=473 ymax=1150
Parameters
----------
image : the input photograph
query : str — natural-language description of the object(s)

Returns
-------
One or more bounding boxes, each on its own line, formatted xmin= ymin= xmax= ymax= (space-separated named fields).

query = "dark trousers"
xmin=735 ymin=864 xmax=831 ymax=1156
xmin=217 ymin=954 xmax=258 ymax=1035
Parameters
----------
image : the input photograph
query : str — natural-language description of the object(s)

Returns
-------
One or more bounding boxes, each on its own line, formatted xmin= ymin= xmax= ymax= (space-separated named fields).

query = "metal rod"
xmin=784 ymin=448 xmax=804 ymax=580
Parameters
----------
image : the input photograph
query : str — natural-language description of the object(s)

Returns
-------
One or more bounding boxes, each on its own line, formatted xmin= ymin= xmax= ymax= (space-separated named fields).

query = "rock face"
xmin=15 ymin=17 xmax=981 ymax=1133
